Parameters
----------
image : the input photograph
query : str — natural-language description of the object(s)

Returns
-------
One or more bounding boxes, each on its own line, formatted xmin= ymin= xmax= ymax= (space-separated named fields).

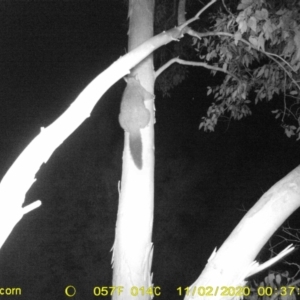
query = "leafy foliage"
xmin=245 ymin=271 xmax=300 ymax=300
xmin=196 ymin=0 xmax=300 ymax=139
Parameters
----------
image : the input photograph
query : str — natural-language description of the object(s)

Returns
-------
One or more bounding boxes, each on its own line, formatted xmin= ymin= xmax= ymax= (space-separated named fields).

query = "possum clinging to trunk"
xmin=119 ymin=77 xmax=153 ymax=169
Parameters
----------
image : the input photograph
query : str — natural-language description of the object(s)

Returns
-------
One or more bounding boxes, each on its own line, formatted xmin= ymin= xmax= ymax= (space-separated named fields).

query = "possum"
xmin=119 ymin=77 xmax=153 ymax=169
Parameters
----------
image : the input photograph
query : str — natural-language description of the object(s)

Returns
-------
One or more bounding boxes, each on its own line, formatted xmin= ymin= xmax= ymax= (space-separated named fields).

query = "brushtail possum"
xmin=119 ymin=77 xmax=153 ymax=169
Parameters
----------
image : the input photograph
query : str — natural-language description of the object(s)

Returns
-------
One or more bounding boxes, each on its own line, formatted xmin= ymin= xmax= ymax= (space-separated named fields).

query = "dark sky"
xmin=0 ymin=1 xmax=299 ymax=300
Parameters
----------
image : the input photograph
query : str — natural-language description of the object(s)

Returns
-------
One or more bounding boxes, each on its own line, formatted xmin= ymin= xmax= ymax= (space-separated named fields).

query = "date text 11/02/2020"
xmin=177 ymin=286 xmax=300 ymax=297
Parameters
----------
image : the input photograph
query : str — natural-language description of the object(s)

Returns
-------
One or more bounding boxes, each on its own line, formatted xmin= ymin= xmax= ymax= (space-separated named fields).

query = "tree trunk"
xmin=184 ymin=165 xmax=300 ymax=300
xmin=0 ymin=0 xmax=188 ymax=251
xmin=112 ymin=1 xmax=155 ymax=299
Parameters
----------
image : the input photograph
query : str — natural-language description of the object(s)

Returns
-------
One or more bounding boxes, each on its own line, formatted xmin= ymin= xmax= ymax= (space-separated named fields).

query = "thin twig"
xmin=282 ymin=72 xmax=287 ymax=123
xmin=178 ymin=0 xmax=217 ymax=31
xmin=222 ymin=0 xmax=233 ymax=16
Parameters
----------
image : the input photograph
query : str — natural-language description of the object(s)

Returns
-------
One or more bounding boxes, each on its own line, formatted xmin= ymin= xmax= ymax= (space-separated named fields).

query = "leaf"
xmin=285 ymin=126 xmax=296 ymax=137
xmin=243 ymin=54 xmax=250 ymax=67
xmin=282 ymin=39 xmax=295 ymax=58
xmin=255 ymin=9 xmax=269 ymax=21
xmin=258 ymin=32 xmax=265 ymax=51
xmin=239 ymin=20 xmax=248 ymax=34
xmin=249 ymin=36 xmax=258 ymax=47
xmin=272 ymin=110 xmax=282 ymax=119
xmin=263 ymin=19 xmax=274 ymax=41
xmin=275 ymin=274 xmax=281 ymax=285
xmin=264 ymin=67 xmax=269 ymax=78
xmin=257 ymin=66 xmax=265 ymax=78
xmin=281 ymin=271 xmax=289 ymax=278
xmin=237 ymin=0 xmax=253 ymax=10
xmin=276 ymin=8 xmax=286 ymax=16
xmin=292 ymin=30 xmax=300 ymax=63
xmin=207 ymin=87 xmax=212 ymax=96
xmin=234 ymin=32 xmax=242 ymax=45
xmin=293 ymin=61 xmax=300 ymax=72
xmin=248 ymin=16 xmax=257 ymax=32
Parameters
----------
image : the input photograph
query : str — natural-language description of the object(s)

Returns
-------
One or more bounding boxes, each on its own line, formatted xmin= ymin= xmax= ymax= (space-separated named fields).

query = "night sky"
xmin=0 ymin=1 xmax=299 ymax=300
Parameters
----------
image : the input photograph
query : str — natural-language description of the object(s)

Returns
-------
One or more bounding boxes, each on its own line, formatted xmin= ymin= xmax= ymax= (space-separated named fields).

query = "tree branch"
xmin=177 ymin=0 xmax=186 ymax=26
xmin=178 ymin=0 xmax=217 ymax=31
xmin=246 ymin=244 xmax=295 ymax=278
xmin=155 ymin=57 xmax=240 ymax=82
xmin=0 ymin=0 xmax=220 ymax=250
xmin=203 ymin=32 xmax=295 ymax=71
xmin=222 ymin=0 xmax=233 ymax=16
xmin=187 ymin=30 xmax=300 ymax=93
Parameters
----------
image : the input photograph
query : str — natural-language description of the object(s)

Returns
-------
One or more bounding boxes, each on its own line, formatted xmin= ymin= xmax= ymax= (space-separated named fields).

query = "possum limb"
xmin=119 ymin=77 xmax=152 ymax=169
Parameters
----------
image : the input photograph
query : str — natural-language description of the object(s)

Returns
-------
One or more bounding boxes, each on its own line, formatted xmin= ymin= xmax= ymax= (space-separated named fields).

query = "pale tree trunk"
xmin=0 ymin=0 xmax=189 ymax=251
xmin=112 ymin=0 xmax=155 ymax=299
xmin=184 ymin=165 xmax=300 ymax=300
xmin=176 ymin=1 xmax=300 ymax=296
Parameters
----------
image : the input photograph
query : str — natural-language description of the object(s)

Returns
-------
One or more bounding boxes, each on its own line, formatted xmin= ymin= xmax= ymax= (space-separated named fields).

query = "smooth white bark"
xmin=0 ymin=7 xmax=194 ymax=249
xmin=185 ymin=165 xmax=300 ymax=300
xmin=112 ymin=1 xmax=155 ymax=299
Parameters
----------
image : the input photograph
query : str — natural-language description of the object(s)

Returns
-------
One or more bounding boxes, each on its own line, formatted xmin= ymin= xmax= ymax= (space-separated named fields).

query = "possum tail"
xmin=129 ymin=131 xmax=142 ymax=169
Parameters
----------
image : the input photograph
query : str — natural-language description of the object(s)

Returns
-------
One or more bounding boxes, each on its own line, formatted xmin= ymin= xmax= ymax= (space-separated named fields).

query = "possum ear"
xmin=123 ymin=74 xmax=135 ymax=83
xmin=123 ymin=74 xmax=140 ymax=84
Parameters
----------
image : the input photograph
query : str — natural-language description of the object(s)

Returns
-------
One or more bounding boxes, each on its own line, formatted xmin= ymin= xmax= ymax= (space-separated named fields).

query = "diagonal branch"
xmin=178 ymin=0 xmax=217 ymax=31
xmin=0 ymin=0 xmax=220 ymax=250
xmin=155 ymin=57 xmax=239 ymax=82
xmin=246 ymin=244 xmax=295 ymax=278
